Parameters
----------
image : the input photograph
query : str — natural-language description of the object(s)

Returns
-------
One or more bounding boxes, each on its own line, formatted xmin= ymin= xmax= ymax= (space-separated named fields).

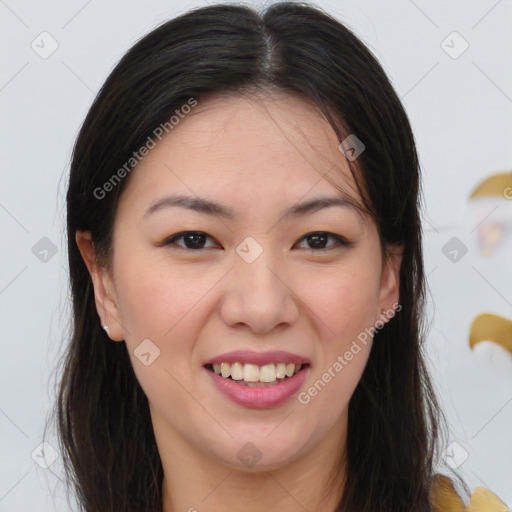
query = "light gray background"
xmin=1 ymin=0 xmax=511 ymax=510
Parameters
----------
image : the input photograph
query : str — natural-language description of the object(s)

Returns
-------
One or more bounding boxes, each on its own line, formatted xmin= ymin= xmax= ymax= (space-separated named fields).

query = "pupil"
xmin=184 ymin=232 xmax=205 ymax=249
xmin=308 ymin=232 xmax=327 ymax=249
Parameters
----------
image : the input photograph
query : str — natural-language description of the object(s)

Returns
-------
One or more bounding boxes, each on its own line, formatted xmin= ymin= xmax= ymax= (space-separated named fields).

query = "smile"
xmin=205 ymin=362 xmax=306 ymax=386
xmin=204 ymin=362 xmax=309 ymax=409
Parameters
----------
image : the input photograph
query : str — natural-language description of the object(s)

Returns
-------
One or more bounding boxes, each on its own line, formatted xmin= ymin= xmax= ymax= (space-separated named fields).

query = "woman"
xmin=53 ymin=2 xmax=470 ymax=511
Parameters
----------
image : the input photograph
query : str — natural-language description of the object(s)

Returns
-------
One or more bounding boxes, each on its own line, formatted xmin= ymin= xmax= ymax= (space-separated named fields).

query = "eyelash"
xmin=162 ymin=231 xmax=353 ymax=252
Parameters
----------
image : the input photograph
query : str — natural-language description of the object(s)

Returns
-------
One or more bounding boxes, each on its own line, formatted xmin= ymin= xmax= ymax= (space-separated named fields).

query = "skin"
xmin=76 ymin=92 xmax=402 ymax=512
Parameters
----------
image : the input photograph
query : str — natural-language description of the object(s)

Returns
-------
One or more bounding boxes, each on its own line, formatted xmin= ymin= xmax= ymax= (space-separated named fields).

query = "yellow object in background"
xmin=469 ymin=313 xmax=512 ymax=354
xmin=469 ymin=171 xmax=512 ymax=199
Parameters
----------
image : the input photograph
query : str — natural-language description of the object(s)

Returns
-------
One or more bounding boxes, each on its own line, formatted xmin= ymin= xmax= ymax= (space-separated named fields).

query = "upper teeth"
xmin=211 ymin=362 xmax=303 ymax=382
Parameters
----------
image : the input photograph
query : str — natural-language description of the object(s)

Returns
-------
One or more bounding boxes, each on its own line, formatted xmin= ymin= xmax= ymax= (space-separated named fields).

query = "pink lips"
xmin=205 ymin=349 xmax=311 ymax=367
xmin=203 ymin=350 xmax=311 ymax=409
xmin=205 ymin=364 xmax=309 ymax=409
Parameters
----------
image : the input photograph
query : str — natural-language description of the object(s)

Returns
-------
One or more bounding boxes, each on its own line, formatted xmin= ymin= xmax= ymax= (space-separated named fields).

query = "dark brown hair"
xmin=49 ymin=2 xmax=469 ymax=510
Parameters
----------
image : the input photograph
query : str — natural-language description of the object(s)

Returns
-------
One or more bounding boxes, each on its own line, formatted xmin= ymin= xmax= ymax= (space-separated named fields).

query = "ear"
xmin=377 ymin=243 xmax=403 ymax=324
xmin=75 ymin=230 xmax=125 ymax=342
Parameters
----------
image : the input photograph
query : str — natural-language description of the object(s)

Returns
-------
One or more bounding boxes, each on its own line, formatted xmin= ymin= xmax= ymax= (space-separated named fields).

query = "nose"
xmin=219 ymin=244 xmax=300 ymax=335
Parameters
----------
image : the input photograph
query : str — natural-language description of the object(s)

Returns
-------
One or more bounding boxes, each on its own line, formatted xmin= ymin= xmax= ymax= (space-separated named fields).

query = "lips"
xmin=203 ymin=349 xmax=311 ymax=408
xmin=204 ymin=349 xmax=311 ymax=367
xmin=205 ymin=363 xmax=310 ymax=409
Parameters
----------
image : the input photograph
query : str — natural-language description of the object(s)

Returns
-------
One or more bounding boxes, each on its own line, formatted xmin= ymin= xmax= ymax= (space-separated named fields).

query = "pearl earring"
xmin=102 ymin=325 xmax=109 ymax=332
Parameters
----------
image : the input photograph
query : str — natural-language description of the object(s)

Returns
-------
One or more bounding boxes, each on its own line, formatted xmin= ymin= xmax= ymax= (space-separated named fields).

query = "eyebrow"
xmin=143 ymin=193 xmax=367 ymax=220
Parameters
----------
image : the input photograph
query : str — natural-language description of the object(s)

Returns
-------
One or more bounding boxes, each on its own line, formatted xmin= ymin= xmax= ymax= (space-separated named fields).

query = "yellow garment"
xmin=430 ymin=474 xmax=510 ymax=511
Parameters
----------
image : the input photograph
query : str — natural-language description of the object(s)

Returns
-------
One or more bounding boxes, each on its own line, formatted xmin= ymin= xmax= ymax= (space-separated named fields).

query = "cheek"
xmin=111 ymin=258 xmax=212 ymax=412
xmin=113 ymin=248 xmax=218 ymax=341
xmin=296 ymin=261 xmax=381 ymax=344
xmin=112 ymin=250 xmax=229 ymax=398
xmin=297 ymin=271 xmax=376 ymax=419
xmin=298 ymin=341 xmax=371 ymax=432
xmin=293 ymin=258 xmax=379 ymax=415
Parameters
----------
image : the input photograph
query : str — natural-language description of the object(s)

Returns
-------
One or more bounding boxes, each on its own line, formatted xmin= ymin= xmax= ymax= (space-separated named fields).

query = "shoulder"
xmin=430 ymin=473 xmax=510 ymax=512
xmin=430 ymin=474 xmax=465 ymax=512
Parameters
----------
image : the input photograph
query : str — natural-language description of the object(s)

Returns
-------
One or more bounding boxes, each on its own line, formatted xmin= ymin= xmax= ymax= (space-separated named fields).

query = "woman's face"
xmin=79 ymin=93 xmax=401 ymax=473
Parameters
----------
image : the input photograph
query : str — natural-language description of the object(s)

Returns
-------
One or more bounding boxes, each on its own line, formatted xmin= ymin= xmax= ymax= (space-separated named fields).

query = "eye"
xmin=163 ymin=231 xmax=219 ymax=250
xmin=162 ymin=230 xmax=353 ymax=252
xmin=295 ymin=231 xmax=353 ymax=251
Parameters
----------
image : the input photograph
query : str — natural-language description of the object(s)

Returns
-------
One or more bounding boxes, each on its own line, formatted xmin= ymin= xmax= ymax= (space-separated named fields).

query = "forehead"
xmin=167 ymin=92 xmax=348 ymax=172
xmin=117 ymin=92 xmax=364 ymax=220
